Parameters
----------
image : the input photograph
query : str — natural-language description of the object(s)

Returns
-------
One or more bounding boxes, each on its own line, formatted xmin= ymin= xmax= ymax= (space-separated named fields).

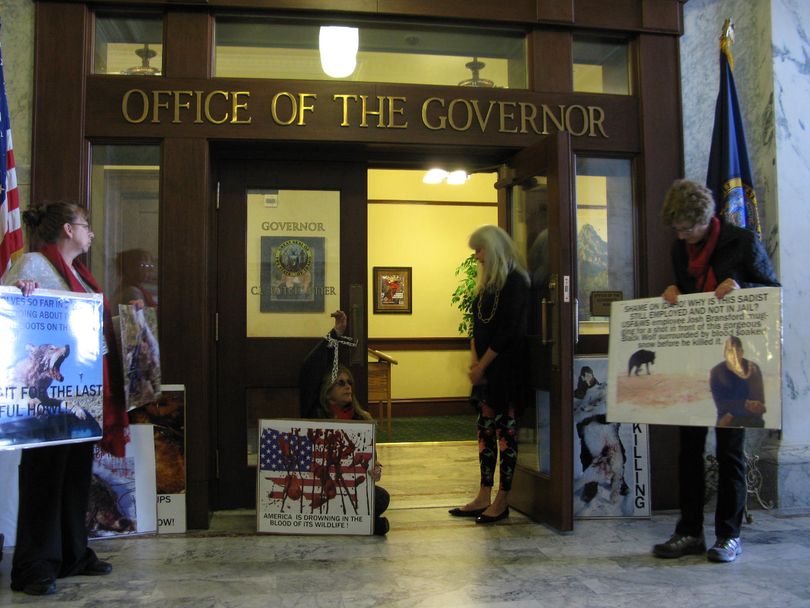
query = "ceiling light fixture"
xmin=319 ymin=26 xmax=359 ymax=78
xmin=423 ymin=168 xmax=469 ymax=185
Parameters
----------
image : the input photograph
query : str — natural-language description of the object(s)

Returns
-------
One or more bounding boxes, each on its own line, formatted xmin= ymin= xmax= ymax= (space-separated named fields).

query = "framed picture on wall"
xmin=373 ymin=266 xmax=412 ymax=314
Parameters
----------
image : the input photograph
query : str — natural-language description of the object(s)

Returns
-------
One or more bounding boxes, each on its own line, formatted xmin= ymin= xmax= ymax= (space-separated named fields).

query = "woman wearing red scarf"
xmin=300 ymin=310 xmax=390 ymax=535
xmin=652 ymin=180 xmax=779 ymax=564
xmin=4 ymin=201 xmax=128 ymax=595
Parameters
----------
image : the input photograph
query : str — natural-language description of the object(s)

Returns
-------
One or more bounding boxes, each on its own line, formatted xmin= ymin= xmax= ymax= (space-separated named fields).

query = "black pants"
xmin=11 ymin=442 xmax=98 ymax=588
xmin=675 ymin=425 xmax=746 ymax=539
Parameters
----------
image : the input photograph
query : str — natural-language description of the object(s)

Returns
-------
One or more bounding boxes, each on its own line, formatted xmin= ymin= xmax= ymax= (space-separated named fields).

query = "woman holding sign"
xmin=652 ymin=180 xmax=779 ymax=564
xmin=4 ymin=201 xmax=128 ymax=595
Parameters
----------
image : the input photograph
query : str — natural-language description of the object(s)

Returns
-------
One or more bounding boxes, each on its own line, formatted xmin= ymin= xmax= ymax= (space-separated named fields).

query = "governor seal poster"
xmin=0 ymin=286 xmax=104 ymax=449
xmin=257 ymin=418 xmax=375 ymax=535
xmin=607 ymin=287 xmax=781 ymax=429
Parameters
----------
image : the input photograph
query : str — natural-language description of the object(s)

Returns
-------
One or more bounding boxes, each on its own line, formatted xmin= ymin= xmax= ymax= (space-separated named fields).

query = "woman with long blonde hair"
xmin=449 ymin=225 xmax=529 ymax=524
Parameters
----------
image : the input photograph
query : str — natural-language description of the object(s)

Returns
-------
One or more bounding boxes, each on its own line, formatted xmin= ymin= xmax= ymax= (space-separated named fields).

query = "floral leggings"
xmin=477 ymin=401 xmax=518 ymax=492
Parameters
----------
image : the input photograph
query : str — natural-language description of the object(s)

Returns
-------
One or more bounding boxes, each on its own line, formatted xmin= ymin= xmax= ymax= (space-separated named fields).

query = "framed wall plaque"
xmin=373 ymin=266 xmax=412 ymax=314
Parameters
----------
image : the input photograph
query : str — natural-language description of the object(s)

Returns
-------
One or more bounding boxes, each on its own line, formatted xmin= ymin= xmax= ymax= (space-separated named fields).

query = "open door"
xmin=215 ymin=157 xmax=368 ymax=509
xmin=497 ymin=131 xmax=575 ymax=531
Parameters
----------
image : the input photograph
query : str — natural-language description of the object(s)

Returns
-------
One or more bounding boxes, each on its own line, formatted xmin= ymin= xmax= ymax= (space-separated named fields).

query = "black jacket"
xmin=672 ymin=223 xmax=780 ymax=294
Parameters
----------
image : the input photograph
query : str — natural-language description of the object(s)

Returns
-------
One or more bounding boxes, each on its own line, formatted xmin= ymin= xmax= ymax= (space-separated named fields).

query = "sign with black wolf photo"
xmin=0 ymin=286 xmax=105 ymax=449
xmin=573 ymin=356 xmax=650 ymax=518
xmin=257 ymin=418 xmax=375 ymax=535
xmin=607 ymin=287 xmax=782 ymax=429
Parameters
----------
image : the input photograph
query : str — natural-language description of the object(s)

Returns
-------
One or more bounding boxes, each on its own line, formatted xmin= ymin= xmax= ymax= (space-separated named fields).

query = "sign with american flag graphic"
xmin=256 ymin=418 xmax=375 ymax=535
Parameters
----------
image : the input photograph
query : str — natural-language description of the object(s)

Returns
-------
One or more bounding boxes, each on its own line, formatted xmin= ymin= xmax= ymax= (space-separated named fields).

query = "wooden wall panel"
xmin=165 ymin=11 xmax=213 ymax=79
xmin=531 ymin=30 xmax=573 ymax=92
xmin=637 ymin=32 xmax=684 ymax=510
xmin=32 ymin=2 xmax=88 ymax=206
xmin=159 ymin=137 xmax=213 ymax=528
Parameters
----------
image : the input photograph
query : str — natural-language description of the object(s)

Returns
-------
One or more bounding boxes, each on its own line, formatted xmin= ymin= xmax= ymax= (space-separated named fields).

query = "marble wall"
xmin=681 ymin=0 xmax=810 ymax=510
xmin=0 ymin=0 xmax=34 ymax=210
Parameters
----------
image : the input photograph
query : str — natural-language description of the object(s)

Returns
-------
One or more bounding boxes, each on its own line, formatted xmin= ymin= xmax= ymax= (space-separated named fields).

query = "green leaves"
xmin=450 ymin=253 xmax=478 ymax=336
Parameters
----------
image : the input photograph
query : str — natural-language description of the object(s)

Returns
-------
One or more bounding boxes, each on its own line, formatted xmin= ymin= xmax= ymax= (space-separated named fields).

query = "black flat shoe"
xmin=448 ymin=507 xmax=486 ymax=517
xmin=80 ymin=560 xmax=113 ymax=576
xmin=12 ymin=577 xmax=56 ymax=596
xmin=475 ymin=507 xmax=509 ymax=524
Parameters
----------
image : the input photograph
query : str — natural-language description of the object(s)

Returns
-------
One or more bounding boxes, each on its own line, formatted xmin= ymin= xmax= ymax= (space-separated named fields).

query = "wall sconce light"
xmin=422 ymin=168 xmax=469 ymax=185
xmin=319 ymin=26 xmax=359 ymax=78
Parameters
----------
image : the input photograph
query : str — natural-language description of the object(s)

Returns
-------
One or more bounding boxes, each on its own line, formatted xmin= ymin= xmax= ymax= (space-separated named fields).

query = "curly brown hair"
xmin=661 ymin=179 xmax=715 ymax=228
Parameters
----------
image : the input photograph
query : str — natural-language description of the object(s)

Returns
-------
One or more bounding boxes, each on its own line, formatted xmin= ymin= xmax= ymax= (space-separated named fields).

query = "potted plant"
xmin=450 ymin=253 xmax=478 ymax=337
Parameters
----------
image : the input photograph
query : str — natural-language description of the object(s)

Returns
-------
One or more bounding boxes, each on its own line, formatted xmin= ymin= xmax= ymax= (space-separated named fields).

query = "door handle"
xmin=540 ymin=297 xmax=554 ymax=345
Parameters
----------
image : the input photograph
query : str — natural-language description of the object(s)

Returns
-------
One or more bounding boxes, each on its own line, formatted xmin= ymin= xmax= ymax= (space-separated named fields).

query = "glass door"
xmin=215 ymin=158 xmax=367 ymax=508
xmin=497 ymin=132 xmax=575 ymax=531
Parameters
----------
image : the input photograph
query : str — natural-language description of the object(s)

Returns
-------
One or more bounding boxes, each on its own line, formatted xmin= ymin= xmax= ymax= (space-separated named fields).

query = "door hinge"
xmin=215 ymin=312 xmax=219 ymax=342
xmin=215 ymin=449 xmax=220 ymax=479
xmin=216 ymin=180 xmax=220 ymax=210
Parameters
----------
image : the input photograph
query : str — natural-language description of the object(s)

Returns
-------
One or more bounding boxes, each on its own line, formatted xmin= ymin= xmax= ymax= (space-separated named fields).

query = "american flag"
xmin=0 ymin=43 xmax=23 ymax=279
xmin=260 ymin=426 xmax=372 ymax=509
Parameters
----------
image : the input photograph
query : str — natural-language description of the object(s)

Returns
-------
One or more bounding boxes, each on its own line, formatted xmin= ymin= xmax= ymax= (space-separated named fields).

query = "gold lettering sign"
xmin=120 ymin=88 xmax=608 ymax=137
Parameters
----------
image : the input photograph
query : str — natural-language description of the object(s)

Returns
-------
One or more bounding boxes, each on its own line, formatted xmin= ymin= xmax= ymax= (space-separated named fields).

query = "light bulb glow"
xmin=446 ymin=170 xmax=469 ymax=185
xmin=423 ymin=168 xmax=448 ymax=184
xmin=319 ymin=26 xmax=359 ymax=78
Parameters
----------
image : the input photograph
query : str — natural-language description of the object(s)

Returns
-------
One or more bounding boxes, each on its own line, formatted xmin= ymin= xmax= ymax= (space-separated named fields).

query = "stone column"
xmin=681 ymin=0 xmax=810 ymax=511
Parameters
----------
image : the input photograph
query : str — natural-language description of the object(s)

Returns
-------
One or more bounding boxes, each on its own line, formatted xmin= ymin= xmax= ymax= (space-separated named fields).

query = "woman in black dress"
xmin=449 ymin=225 xmax=529 ymax=524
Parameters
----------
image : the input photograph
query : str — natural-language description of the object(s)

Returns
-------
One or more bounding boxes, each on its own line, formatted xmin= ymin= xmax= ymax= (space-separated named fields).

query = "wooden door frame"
xmin=213 ymin=154 xmax=368 ymax=509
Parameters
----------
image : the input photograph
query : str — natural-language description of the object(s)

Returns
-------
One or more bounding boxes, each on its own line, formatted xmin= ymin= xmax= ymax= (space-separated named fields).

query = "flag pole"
xmin=720 ymin=18 xmax=734 ymax=69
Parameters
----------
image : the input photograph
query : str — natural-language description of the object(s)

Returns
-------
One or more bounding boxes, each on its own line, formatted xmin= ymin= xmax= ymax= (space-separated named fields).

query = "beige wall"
xmin=367 ymin=169 xmax=498 ymax=400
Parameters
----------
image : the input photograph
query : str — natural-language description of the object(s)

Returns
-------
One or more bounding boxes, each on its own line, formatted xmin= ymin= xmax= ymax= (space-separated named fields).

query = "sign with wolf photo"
xmin=257 ymin=418 xmax=375 ymax=535
xmin=128 ymin=384 xmax=187 ymax=534
xmin=573 ymin=356 xmax=650 ymax=518
xmin=0 ymin=286 xmax=104 ymax=450
xmin=607 ymin=287 xmax=782 ymax=429
xmin=260 ymin=236 xmax=326 ymax=312
xmin=119 ymin=304 xmax=161 ymax=410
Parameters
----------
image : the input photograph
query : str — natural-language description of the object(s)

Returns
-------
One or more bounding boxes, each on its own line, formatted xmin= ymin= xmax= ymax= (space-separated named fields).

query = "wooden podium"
xmin=367 ymin=347 xmax=398 ymax=438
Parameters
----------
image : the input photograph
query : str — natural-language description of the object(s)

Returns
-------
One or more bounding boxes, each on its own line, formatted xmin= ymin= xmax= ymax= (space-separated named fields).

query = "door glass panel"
xmin=573 ymin=37 xmax=630 ymax=95
xmin=89 ymin=145 xmax=160 ymax=308
xmin=575 ymin=157 xmax=634 ymax=336
xmin=94 ymin=13 xmax=164 ymax=76
xmin=245 ymin=189 xmax=340 ymax=337
xmin=509 ymin=175 xmax=550 ymax=474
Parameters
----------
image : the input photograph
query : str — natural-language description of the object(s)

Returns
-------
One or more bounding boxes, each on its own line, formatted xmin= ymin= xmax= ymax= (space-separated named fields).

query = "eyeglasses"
xmin=71 ymin=222 xmax=93 ymax=232
xmin=672 ymin=222 xmax=699 ymax=235
xmin=335 ymin=379 xmax=353 ymax=387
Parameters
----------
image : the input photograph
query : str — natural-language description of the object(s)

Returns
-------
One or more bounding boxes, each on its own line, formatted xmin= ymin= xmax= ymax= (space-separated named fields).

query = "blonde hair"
xmin=468 ymin=224 xmax=528 ymax=294
xmin=319 ymin=366 xmax=373 ymax=421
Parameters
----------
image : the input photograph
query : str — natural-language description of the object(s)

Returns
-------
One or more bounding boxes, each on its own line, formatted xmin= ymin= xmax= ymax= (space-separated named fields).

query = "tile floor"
xmin=2 ymin=441 xmax=809 ymax=607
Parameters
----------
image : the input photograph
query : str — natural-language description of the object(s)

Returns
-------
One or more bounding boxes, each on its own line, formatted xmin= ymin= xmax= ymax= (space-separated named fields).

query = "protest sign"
xmin=607 ymin=287 xmax=781 ymax=429
xmin=0 ymin=286 xmax=104 ymax=449
xmin=257 ymin=418 xmax=375 ymax=535
xmin=573 ymin=357 xmax=650 ymax=518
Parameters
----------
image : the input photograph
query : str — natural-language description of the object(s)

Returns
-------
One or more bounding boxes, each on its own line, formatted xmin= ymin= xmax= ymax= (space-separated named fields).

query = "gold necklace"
xmin=477 ymin=289 xmax=500 ymax=323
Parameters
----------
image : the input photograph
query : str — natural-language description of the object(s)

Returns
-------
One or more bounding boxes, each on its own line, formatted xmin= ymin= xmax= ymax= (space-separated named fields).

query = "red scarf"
xmin=686 ymin=216 xmax=721 ymax=293
xmin=329 ymin=402 xmax=355 ymax=420
xmin=40 ymin=244 xmax=129 ymax=457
